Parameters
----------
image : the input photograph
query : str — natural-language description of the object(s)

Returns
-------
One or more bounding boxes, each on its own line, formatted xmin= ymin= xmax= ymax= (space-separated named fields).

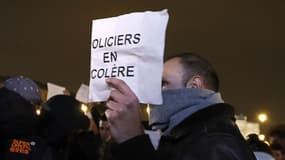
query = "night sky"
xmin=1 ymin=0 xmax=284 ymax=132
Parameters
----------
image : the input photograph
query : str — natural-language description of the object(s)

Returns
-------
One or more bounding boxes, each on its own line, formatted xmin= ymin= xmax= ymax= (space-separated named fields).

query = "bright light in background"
xmin=259 ymin=134 xmax=265 ymax=141
xmin=264 ymin=141 xmax=270 ymax=145
xmin=146 ymin=104 xmax=150 ymax=117
xmin=81 ymin=104 xmax=88 ymax=115
xmin=258 ymin=113 xmax=267 ymax=123
xmin=36 ymin=109 xmax=41 ymax=115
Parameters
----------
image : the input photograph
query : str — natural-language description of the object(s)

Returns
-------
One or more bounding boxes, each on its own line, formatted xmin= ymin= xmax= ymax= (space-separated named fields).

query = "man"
xmin=105 ymin=53 xmax=256 ymax=160
xmin=0 ymin=87 xmax=52 ymax=160
xmin=40 ymin=95 xmax=91 ymax=160
xmin=271 ymin=143 xmax=285 ymax=160
xmin=269 ymin=124 xmax=285 ymax=147
xmin=99 ymin=117 xmax=112 ymax=143
xmin=268 ymin=124 xmax=285 ymax=160
xmin=98 ymin=116 xmax=114 ymax=160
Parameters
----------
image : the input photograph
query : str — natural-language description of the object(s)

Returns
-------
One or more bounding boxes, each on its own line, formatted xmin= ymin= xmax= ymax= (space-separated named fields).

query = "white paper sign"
xmin=47 ymin=82 xmax=66 ymax=100
xmin=76 ymin=84 xmax=89 ymax=103
xmin=89 ymin=9 xmax=169 ymax=104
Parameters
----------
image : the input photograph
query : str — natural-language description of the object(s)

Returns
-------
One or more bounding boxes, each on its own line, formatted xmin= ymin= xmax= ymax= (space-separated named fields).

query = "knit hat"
xmin=3 ymin=76 xmax=42 ymax=105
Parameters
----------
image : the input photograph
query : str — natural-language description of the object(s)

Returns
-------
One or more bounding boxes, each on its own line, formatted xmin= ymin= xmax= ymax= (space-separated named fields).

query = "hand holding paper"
xmin=90 ymin=9 xmax=169 ymax=143
xmin=105 ymin=78 xmax=144 ymax=143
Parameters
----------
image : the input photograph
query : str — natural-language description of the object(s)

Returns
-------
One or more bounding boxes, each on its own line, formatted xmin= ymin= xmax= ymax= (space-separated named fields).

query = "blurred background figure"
xmin=99 ymin=116 xmax=111 ymax=143
xmin=39 ymin=95 xmax=93 ymax=160
xmin=89 ymin=104 xmax=103 ymax=135
xmin=271 ymin=143 xmax=285 ymax=160
xmin=268 ymin=124 xmax=285 ymax=160
xmin=90 ymin=106 xmax=113 ymax=160
xmin=269 ymin=124 xmax=285 ymax=147
xmin=0 ymin=86 xmax=51 ymax=160
xmin=246 ymin=133 xmax=275 ymax=160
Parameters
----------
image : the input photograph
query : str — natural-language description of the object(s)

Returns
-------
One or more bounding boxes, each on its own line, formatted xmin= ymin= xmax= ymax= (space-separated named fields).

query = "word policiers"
xmin=92 ymin=33 xmax=141 ymax=49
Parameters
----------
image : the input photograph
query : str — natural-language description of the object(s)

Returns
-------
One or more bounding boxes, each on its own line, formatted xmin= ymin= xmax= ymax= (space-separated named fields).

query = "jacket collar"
xmin=164 ymin=103 xmax=235 ymax=140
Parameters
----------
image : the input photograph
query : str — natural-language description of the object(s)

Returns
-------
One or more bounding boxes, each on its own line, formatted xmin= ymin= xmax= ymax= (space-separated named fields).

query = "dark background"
xmin=1 ymin=0 xmax=284 ymax=132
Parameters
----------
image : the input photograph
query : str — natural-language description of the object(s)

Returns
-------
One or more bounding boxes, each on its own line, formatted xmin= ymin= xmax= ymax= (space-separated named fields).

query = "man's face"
xmin=269 ymin=136 xmax=282 ymax=145
xmin=99 ymin=120 xmax=111 ymax=142
xmin=162 ymin=57 xmax=185 ymax=89
xmin=269 ymin=136 xmax=285 ymax=147
xmin=272 ymin=150 xmax=285 ymax=160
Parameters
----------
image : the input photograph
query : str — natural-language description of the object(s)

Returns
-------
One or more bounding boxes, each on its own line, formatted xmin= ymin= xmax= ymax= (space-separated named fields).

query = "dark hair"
xmin=271 ymin=143 xmax=285 ymax=154
xmin=39 ymin=95 xmax=90 ymax=146
xmin=246 ymin=133 xmax=272 ymax=155
xmin=269 ymin=124 xmax=285 ymax=139
xmin=169 ymin=52 xmax=219 ymax=91
xmin=90 ymin=103 xmax=108 ymax=127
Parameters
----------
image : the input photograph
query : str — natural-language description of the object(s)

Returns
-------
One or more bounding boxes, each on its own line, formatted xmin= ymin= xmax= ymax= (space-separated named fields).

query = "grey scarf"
xmin=149 ymin=88 xmax=224 ymax=135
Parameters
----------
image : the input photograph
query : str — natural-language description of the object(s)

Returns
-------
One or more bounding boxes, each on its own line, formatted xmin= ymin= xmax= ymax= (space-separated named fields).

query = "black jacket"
xmin=0 ymin=88 xmax=53 ymax=160
xmin=112 ymin=103 xmax=257 ymax=160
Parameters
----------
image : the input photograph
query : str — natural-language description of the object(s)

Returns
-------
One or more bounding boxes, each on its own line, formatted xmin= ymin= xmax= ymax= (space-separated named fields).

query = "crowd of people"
xmin=0 ymin=76 xmax=112 ymax=160
xmin=1 ymin=52 xmax=285 ymax=160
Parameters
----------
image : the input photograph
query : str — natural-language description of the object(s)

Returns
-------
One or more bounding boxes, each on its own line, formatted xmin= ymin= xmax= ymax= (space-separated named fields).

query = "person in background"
xmin=271 ymin=143 xmax=285 ymax=160
xmin=246 ymin=133 xmax=275 ymax=160
xmin=90 ymin=106 xmax=113 ymax=160
xmin=0 ymin=76 xmax=53 ymax=160
xmin=105 ymin=52 xmax=256 ymax=160
xmin=98 ymin=115 xmax=114 ymax=160
xmin=90 ymin=105 xmax=103 ymax=135
xmin=0 ymin=87 xmax=52 ymax=160
xmin=39 ymin=95 xmax=94 ymax=160
xmin=99 ymin=115 xmax=112 ymax=143
xmin=269 ymin=124 xmax=285 ymax=147
xmin=268 ymin=124 xmax=285 ymax=160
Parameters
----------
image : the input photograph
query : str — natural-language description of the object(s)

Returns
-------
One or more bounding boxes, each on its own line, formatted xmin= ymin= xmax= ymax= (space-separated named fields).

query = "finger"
xmin=105 ymin=108 xmax=122 ymax=126
xmin=109 ymin=89 xmax=127 ymax=103
xmin=105 ymin=109 xmax=116 ymax=123
xmin=106 ymin=100 xmax=124 ymax=112
xmin=106 ymin=78 xmax=134 ymax=96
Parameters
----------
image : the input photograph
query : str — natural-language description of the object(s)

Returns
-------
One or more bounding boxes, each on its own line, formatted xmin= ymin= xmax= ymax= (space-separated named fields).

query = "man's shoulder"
xmin=168 ymin=103 xmax=236 ymax=137
xmin=160 ymin=110 xmax=256 ymax=160
xmin=159 ymin=130 xmax=256 ymax=160
xmin=181 ymin=103 xmax=236 ymax=127
xmin=191 ymin=103 xmax=235 ymax=120
xmin=164 ymin=102 xmax=250 ymax=156
xmin=195 ymin=134 xmax=256 ymax=160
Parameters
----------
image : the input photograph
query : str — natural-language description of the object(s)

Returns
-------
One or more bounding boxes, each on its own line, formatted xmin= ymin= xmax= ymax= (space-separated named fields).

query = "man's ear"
xmin=186 ymin=75 xmax=205 ymax=89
